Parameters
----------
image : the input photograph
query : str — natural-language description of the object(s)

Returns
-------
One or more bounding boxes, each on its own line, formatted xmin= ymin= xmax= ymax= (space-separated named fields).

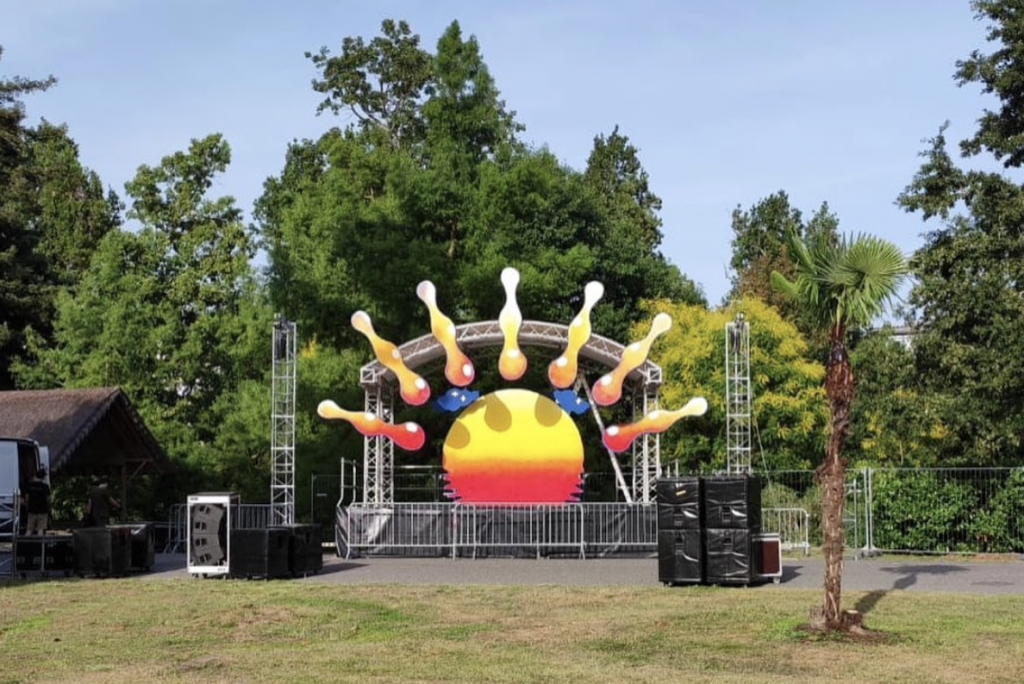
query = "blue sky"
xmin=1 ymin=1 xmax=991 ymax=305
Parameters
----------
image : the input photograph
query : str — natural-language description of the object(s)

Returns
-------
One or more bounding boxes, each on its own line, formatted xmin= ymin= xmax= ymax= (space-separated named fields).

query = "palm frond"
xmin=774 ymin=229 xmax=908 ymax=331
xmin=834 ymin=234 xmax=907 ymax=327
xmin=770 ymin=270 xmax=799 ymax=300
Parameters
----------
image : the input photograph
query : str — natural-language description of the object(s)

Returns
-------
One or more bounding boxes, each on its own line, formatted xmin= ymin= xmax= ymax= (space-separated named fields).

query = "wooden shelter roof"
xmin=0 ymin=387 xmax=170 ymax=476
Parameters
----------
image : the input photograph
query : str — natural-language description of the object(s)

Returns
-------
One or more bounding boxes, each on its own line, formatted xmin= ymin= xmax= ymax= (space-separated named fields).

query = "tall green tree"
xmin=0 ymin=48 xmax=55 ymax=388
xmin=29 ymin=121 xmax=120 ymax=284
xmin=18 ymin=134 xmax=263 ymax=497
xmin=1 ymin=50 xmax=118 ymax=388
xmin=582 ymin=127 xmax=703 ymax=337
xmin=307 ymin=18 xmax=433 ymax=149
xmin=849 ymin=332 xmax=948 ymax=467
xmin=772 ymin=231 xmax=906 ymax=632
xmin=898 ymin=0 xmax=1024 ymax=466
xmin=584 ymin=126 xmax=663 ymax=251
xmin=260 ymin=20 xmax=703 ymax=355
xmin=728 ymin=192 xmax=838 ymax=348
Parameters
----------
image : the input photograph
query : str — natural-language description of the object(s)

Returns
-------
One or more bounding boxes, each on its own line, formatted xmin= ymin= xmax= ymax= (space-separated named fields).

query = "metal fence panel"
xmin=760 ymin=507 xmax=810 ymax=554
xmin=340 ymin=502 xmax=808 ymax=559
xmin=868 ymin=467 xmax=1024 ymax=554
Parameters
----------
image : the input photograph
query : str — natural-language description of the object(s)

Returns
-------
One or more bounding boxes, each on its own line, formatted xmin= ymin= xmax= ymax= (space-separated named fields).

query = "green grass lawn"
xmin=2 ymin=579 xmax=1023 ymax=683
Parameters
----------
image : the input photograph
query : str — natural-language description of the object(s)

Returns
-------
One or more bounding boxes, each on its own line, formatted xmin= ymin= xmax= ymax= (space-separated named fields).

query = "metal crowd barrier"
xmin=760 ymin=507 xmax=810 ymax=555
xmin=339 ymin=503 xmax=806 ymax=559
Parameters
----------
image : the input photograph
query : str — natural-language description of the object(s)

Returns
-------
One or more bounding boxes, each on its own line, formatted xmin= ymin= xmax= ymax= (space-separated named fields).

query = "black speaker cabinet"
xmin=73 ymin=527 xmax=130 ymax=577
xmin=702 ymin=475 xmax=762 ymax=530
xmin=109 ymin=524 xmax=155 ymax=572
xmin=656 ymin=477 xmax=702 ymax=530
xmin=274 ymin=524 xmax=323 ymax=576
xmin=230 ymin=527 xmax=291 ymax=579
xmin=704 ymin=528 xmax=754 ymax=585
xmin=657 ymin=529 xmax=703 ymax=585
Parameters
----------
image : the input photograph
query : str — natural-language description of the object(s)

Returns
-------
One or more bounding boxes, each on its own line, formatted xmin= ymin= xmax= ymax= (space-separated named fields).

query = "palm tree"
xmin=772 ymin=230 xmax=906 ymax=631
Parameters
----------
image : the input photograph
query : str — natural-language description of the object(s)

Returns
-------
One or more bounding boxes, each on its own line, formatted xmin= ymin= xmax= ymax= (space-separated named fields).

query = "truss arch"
xmin=357 ymin=319 xmax=663 ymax=504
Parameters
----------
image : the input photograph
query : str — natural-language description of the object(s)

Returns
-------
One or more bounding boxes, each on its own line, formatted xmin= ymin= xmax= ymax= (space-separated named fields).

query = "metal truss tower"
xmin=271 ymin=315 xmax=297 ymax=525
xmin=725 ymin=313 xmax=752 ymax=474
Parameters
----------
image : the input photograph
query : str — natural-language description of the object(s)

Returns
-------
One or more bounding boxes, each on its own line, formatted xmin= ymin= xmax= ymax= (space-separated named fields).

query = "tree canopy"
xmin=898 ymin=0 xmax=1024 ymax=467
xmin=259 ymin=20 xmax=702 ymax=355
xmin=1 ymin=49 xmax=116 ymax=388
xmin=16 ymin=134 xmax=267 ymax=502
xmin=642 ymin=297 xmax=827 ymax=474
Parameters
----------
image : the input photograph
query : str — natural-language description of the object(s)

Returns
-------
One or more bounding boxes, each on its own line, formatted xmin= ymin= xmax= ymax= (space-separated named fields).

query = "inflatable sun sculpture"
xmin=317 ymin=267 xmax=707 ymax=504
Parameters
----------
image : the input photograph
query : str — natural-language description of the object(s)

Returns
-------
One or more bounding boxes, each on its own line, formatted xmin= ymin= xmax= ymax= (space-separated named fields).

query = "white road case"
xmin=186 ymin=492 xmax=238 ymax=577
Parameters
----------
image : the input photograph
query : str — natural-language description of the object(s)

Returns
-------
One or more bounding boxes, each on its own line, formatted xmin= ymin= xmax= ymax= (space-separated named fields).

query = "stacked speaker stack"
xmin=228 ymin=525 xmax=324 ymax=579
xmin=703 ymin=475 xmax=761 ymax=585
xmin=15 ymin=535 xmax=74 ymax=576
xmin=229 ymin=527 xmax=291 ymax=579
xmin=186 ymin=494 xmax=324 ymax=579
xmin=187 ymin=494 xmax=234 ymax=577
xmin=657 ymin=474 xmax=772 ymax=586
xmin=656 ymin=477 xmax=703 ymax=584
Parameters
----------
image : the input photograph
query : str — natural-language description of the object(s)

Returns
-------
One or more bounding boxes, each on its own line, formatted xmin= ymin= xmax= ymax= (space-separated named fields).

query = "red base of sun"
xmin=442 ymin=388 xmax=584 ymax=504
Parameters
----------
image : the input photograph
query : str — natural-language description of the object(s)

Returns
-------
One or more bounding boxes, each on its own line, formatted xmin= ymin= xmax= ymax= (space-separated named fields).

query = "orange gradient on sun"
xmin=442 ymin=389 xmax=583 ymax=503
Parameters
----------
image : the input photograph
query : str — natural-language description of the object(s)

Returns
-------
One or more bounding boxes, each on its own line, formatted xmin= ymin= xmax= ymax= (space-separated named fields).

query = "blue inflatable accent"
xmin=434 ymin=387 xmax=481 ymax=413
xmin=553 ymin=389 xmax=589 ymax=416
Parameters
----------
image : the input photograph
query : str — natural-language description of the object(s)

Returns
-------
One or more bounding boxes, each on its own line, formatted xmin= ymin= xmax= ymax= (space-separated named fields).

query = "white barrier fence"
xmin=760 ymin=507 xmax=811 ymax=554
xmin=337 ymin=503 xmax=809 ymax=559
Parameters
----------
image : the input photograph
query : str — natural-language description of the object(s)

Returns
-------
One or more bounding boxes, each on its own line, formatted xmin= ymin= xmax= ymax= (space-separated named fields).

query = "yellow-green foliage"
xmin=848 ymin=332 xmax=950 ymax=467
xmin=636 ymin=297 xmax=827 ymax=472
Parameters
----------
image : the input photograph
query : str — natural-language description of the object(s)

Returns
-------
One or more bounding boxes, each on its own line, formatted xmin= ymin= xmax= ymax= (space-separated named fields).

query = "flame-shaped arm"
xmin=317 ymin=400 xmax=426 ymax=451
xmin=352 ymin=311 xmax=431 ymax=406
xmin=548 ymin=281 xmax=604 ymax=389
xmin=498 ymin=267 xmax=527 ymax=381
xmin=602 ymin=397 xmax=708 ymax=453
xmin=416 ymin=281 xmax=475 ymax=387
xmin=593 ymin=313 xmax=672 ymax=406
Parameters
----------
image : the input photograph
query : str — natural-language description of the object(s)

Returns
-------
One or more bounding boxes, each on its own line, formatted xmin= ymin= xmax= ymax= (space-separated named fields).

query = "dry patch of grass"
xmin=1 ymin=579 xmax=1023 ymax=683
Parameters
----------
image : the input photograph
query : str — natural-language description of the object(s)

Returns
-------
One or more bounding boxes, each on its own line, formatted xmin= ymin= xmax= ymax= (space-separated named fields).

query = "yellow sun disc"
xmin=442 ymin=388 xmax=584 ymax=503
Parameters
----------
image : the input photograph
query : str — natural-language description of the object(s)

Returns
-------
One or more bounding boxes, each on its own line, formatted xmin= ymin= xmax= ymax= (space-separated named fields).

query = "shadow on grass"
xmin=855 ymin=564 xmax=968 ymax=615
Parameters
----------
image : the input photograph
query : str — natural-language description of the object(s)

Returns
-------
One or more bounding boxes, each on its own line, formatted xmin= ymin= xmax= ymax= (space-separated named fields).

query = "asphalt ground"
xmin=143 ymin=553 xmax=1024 ymax=596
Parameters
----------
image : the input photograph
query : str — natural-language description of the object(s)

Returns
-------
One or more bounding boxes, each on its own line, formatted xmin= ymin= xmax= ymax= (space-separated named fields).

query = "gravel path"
xmin=144 ymin=553 xmax=1024 ymax=595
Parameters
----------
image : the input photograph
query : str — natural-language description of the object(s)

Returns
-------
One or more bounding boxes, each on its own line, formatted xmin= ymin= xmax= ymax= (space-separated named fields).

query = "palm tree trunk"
xmin=818 ymin=335 xmax=854 ymax=630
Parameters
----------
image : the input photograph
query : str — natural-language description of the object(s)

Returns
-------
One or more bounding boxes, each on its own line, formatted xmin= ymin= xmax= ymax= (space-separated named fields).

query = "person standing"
xmin=86 ymin=479 xmax=119 ymax=527
xmin=24 ymin=469 xmax=51 ymax=536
